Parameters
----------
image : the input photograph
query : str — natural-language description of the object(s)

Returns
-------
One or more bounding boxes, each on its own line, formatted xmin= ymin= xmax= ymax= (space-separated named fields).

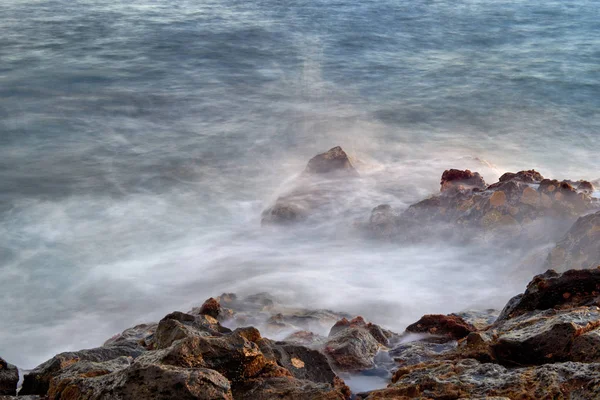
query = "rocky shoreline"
xmin=3 ymin=147 xmax=600 ymax=399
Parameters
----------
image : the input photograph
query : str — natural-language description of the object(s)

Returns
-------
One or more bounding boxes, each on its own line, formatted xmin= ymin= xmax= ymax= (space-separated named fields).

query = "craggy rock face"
xmin=27 ymin=296 xmax=352 ymax=400
xmin=367 ymin=169 xmax=599 ymax=242
xmin=355 ymin=267 xmax=600 ymax=399
xmin=0 ymin=357 xmax=19 ymax=396
xmin=497 ymin=267 xmax=600 ymax=322
xmin=405 ymin=314 xmax=476 ymax=342
xmin=359 ymin=359 xmax=600 ymax=400
xmin=20 ymin=343 xmax=146 ymax=396
xmin=324 ymin=317 xmax=393 ymax=372
xmin=303 ymin=146 xmax=358 ymax=177
xmin=440 ymin=169 xmax=486 ymax=192
xmin=545 ymin=211 xmax=600 ymax=271
xmin=261 ymin=146 xmax=358 ymax=225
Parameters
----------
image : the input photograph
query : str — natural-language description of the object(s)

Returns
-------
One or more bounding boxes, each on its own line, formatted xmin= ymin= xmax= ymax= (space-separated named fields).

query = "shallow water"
xmin=1 ymin=0 xmax=599 ymax=368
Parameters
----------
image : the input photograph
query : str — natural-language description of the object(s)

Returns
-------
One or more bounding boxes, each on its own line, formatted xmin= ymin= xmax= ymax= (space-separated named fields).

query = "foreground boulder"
xmin=20 ymin=342 xmax=146 ymax=396
xmin=359 ymin=359 xmax=600 ymax=399
xmin=25 ymin=297 xmax=351 ymax=400
xmin=0 ymin=357 xmax=18 ymax=396
xmin=545 ymin=210 xmax=600 ymax=271
xmin=325 ymin=317 xmax=393 ymax=372
xmin=261 ymin=146 xmax=358 ymax=225
xmin=359 ymin=267 xmax=600 ymax=399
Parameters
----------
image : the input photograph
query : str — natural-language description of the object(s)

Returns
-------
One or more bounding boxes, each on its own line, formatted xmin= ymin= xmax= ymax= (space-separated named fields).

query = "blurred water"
xmin=1 ymin=0 xmax=599 ymax=368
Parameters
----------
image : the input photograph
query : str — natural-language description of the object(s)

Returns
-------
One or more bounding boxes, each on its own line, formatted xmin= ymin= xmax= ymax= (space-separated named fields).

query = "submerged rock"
xmin=261 ymin=146 xmax=358 ymax=225
xmin=0 ymin=357 xmax=18 ymax=396
xmin=303 ymin=146 xmax=358 ymax=177
xmin=545 ymin=210 xmax=600 ymax=271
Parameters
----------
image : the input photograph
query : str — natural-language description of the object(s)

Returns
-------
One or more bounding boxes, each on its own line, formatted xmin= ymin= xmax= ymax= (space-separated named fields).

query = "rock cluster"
xmin=369 ymin=168 xmax=598 ymax=240
xmin=359 ymin=267 xmax=600 ymax=399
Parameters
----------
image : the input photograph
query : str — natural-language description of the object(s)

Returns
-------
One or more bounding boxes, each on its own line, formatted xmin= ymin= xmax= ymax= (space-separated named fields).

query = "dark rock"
xmin=440 ymin=169 xmax=486 ymax=192
xmin=234 ymin=376 xmax=350 ymax=400
xmin=198 ymin=297 xmax=222 ymax=319
xmin=20 ymin=342 xmax=145 ymax=396
xmin=50 ymin=362 xmax=234 ymax=400
xmin=104 ymin=323 xmax=157 ymax=349
xmin=154 ymin=311 xmax=232 ymax=349
xmin=261 ymin=146 xmax=358 ymax=225
xmin=389 ymin=340 xmax=457 ymax=366
xmin=303 ymin=146 xmax=358 ymax=177
xmin=0 ymin=357 xmax=18 ymax=396
xmin=499 ymin=169 xmax=544 ymax=183
xmin=545 ymin=211 xmax=600 ymax=271
xmin=496 ymin=267 xmax=600 ymax=322
xmin=325 ymin=317 xmax=392 ymax=372
xmin=405 ymin=314 xmax=476 ymax=341
xmin=360 ymin=359 xmax=600 ymax=399
xmin=375 ymin=169 xmax=599 ymax=241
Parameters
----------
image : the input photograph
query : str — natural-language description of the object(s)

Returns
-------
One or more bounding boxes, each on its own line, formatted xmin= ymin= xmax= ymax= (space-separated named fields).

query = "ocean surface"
xmin=1 ymin=0 xmax=599 ymax=371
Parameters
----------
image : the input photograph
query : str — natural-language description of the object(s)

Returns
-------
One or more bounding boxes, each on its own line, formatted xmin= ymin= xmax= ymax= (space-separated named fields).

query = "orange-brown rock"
xmin=405 ymin=314 xmax=476 ymax=341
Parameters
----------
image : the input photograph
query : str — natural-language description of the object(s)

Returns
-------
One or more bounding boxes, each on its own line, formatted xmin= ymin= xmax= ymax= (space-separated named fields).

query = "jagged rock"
xmin=359 ymin=359 xmax=600 ymax=399
xmin=545 ymin=211 xmax=600 ymax=271
xmin=104 ymin=323 xmax=157 ymax=349
xmin=198 ymin=297 xmax=222 ymax=319
xmin=440 ymin=169 xmax=486 ymax=192
xmin=283 ymin=331 xmax=327 ymax=347
xmin=405 ymin=314 xmax=476 ymax=342
xmin=389 ymin=340 xmax=457 ymax=366
xmin=234 ymin=376 xmax=349 ymax=400
xmin=451 ymin=309 xmax=499 ymax=330
xmin=50 ymin=362 xmax=234 ymax=400
xmin=325 ymin=317 xmax=392 ymax=372
xmin=261 ymin=146 xmax=358 ymax=225
xmin=154 ymin=311 xmax=231 ymax=349
xmin=368 ymin=169 xmax=599 ymax=241
xmin=490 ymin=306 xmax=600 ymax=365
xmin=0 ymin=357 xmax=18 ymax=396
xmin=303 ymin=146 xmax=358 ymax=177
xmin=20 ymin=342 xmax=146 ymax=396
xmin=496 ymin=267 xmax=600 ymax=322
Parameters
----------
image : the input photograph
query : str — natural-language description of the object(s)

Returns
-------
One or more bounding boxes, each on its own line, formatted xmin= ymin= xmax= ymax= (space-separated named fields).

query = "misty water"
xmin=1 ymin=0 xmax=599 ymax=371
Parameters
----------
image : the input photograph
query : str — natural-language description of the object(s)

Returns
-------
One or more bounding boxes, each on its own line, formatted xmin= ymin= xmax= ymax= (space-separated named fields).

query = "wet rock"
xmin=303 ymin=146 xmax=358 ymax=177
xmin=491 ymin=306 xmax=600 ymax=365
xmin=376 ymin=169 xmax=599 ymax=241
xmin=51 ymin=362 xmax=234 ymax=400
xmin=360 ymin=359 xmax=600 ymax=399
xmin=20 ymin=342 xmax=145 ymax=396
xmin=199 ymin=297 xmax=222 ymax=319
xmin=154 ymin=311 xmax=232 ymax=349
xmin=262 ymin=146 xmax=358 ymax=225
xmin=234 ymin=376 xmax=349 ymax=400
xmin=405 ymin=314 xmax=476 ymax=342
xmin=498 ymin=169 xmax=544 ymax=183
xmin=545 ymin=210 xmax=600 ymax=271
xmin=496 ymin=267 xmax=600 ymax=322
xmin=389 ymin=339 xmax=457 ymax=366
xmin=440 ymin=169 xmax=486 ymax=192
xmin=367 ymin=204 xmax=399 ymax=238
xmin=283 ymin=330 xmax=327 ymax=347
xmin=451 ymin=309 xmax=499 ymax=330
xmin=0 ymin=357 xmax=18 ymax=396
xmin=325 ymin=317 xmax=392 ymax=372
xmin=104 ymin=323 xmax=157 ymax=349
